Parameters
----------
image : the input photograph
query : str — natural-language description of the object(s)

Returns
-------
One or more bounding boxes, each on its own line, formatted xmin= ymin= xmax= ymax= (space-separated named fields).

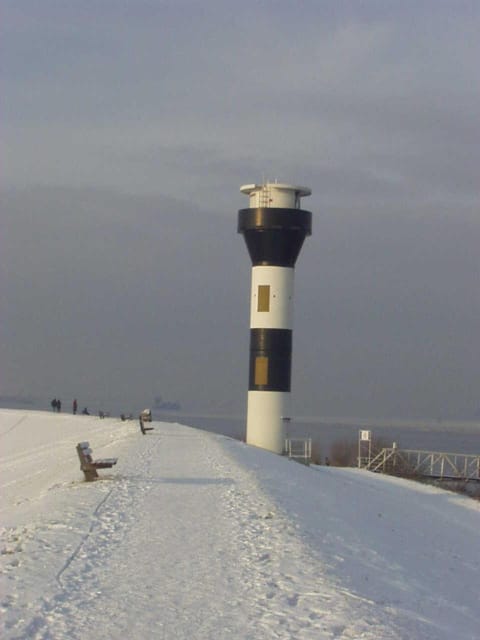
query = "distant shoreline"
xmin=158 ymin=411 xmax=480 ymax=431
xmin=1 ymin=404 xmax=478 ymax=433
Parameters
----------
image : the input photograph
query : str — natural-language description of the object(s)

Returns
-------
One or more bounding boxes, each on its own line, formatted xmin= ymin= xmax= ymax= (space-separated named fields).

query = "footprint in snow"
xmin=286 ymin=593 xmax=299 ymax=607
xmin=258 ymin=552 xmax=270 ymax=562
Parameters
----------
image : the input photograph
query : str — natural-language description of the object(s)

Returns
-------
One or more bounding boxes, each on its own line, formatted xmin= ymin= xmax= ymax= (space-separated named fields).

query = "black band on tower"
xmin=248 ymin=328 xmax=292 ymax=391
xmin=238 ymin=208 xmax=312 ymax=267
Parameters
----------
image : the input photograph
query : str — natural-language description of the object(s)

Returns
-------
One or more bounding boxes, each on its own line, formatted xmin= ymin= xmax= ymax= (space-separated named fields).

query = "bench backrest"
xmin=77 ymin=442 xmax=94 ymax=466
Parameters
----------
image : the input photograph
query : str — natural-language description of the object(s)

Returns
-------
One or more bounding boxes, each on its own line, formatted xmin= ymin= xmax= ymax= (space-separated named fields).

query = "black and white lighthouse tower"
xmin=238 ymin=183 xmax=312 ymax=454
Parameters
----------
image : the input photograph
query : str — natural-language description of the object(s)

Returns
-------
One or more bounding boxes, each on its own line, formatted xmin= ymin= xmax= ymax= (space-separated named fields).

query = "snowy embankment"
xmin=1 ymin=409 xmax=479 ymax=640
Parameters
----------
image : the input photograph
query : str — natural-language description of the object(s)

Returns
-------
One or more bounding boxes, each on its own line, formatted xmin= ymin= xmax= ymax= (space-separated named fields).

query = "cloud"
xmin=2 ymin=185 xmax=479 ymax=419
xmin=1 ymin=2 xmax=479 ymax=418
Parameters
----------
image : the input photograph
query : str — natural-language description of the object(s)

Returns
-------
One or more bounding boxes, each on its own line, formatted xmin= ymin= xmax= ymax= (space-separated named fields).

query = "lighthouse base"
xmin=246 ymin=391 xmax=290 ymax=454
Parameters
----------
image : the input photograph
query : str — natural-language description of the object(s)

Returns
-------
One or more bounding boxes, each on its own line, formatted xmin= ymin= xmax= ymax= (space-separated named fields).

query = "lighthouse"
xmin=238 ymin=182 xmax=312 ymax=454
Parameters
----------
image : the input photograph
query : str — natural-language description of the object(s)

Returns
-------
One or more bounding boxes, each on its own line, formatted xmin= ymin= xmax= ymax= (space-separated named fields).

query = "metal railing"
xmin=284 ymin=438 xmax=312 ymax=465
xmin=364 ymin=447 xmax=480 ymax=481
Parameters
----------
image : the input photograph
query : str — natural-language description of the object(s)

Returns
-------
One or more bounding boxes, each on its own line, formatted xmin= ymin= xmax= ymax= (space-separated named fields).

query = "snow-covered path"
xmin=1 ymin=411 xmax=479 ymax=639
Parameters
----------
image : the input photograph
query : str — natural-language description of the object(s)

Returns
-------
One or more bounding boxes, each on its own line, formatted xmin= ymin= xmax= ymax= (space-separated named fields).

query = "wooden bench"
xmin=76 ymin=442 xmax=118 ymax=481
xmin=140 ymin=409 xmax=152 ymax=422
xmin=139 ymin=415 xmax=154 ymax=435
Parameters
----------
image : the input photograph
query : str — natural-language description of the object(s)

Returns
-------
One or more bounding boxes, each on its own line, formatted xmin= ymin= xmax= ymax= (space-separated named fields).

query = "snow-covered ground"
xmin=1 ymin=409 xmax=479 ymax=639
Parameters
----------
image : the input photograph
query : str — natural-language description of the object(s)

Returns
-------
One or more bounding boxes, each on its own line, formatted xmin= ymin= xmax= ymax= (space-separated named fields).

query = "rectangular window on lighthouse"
xmin=255 ymin=356 xmax=269 ymax=385
xmin=257 ymin=285 xmax=270 ymax=312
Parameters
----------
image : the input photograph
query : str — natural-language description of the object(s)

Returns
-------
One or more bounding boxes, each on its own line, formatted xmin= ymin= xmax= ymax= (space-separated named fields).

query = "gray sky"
xmin=1 ymin=1 xmax=479 ymax=420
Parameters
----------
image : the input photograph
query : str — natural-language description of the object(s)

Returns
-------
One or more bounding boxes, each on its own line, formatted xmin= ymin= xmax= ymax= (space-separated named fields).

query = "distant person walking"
xmin=51 ymin=398 xmax=58 ymax=412
xmin=57 ymin=399 xmax=62 ymax=413
xmin=73 ymin=399 xmax=78 ymax=415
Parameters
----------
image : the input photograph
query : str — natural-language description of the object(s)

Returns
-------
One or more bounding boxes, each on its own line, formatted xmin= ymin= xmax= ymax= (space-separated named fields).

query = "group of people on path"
xmin=51 ymin=398 xmax=62 ymax=412
xmin=51 ymin=397 xmax=89 ymax=415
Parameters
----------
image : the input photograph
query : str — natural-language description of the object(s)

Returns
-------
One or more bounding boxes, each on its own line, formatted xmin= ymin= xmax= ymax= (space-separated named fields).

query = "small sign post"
xmin=358 ymin=429 xmax=372 ymax=468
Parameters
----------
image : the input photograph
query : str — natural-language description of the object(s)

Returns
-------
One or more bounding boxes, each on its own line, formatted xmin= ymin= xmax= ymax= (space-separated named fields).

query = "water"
xmin=157 ymin=413 xmax=480 ymax=459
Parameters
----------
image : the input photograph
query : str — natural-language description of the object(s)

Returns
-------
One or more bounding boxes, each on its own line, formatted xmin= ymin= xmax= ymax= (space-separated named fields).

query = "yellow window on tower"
xmin=255 ymin=356 xmax=268 ymax=385
xmin=257 ymin=285 xmax=270 ymax=312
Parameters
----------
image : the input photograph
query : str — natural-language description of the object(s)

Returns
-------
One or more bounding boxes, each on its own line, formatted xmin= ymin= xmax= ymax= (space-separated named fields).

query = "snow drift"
xmin=1 ymin=409 xmax=479 ymax=639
